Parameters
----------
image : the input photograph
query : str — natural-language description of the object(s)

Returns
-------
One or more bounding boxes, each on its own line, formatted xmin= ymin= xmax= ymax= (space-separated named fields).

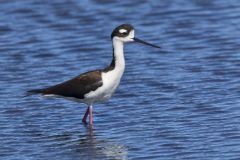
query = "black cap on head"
xmin=111 ymin=24 xmax=161 ymax=48
xmin=111 ymin=24 xmax=134 ymax=39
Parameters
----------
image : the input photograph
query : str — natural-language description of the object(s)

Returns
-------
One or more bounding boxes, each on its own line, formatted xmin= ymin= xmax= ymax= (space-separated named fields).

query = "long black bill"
xmin=133 ymin=37 xmax=161 ymax=48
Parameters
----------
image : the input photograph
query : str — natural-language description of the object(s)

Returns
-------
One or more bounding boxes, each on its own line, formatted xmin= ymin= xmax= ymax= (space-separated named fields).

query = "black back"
xmin=29 ymin=70 xmax=103 ymax=99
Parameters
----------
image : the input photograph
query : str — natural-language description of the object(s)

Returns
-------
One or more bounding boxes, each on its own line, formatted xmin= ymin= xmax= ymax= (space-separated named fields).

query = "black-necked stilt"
xmin=28 ymin=24 xmax=160 ymax=126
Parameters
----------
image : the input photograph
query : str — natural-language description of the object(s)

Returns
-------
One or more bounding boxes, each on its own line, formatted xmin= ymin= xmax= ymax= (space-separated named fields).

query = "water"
xmin=1 ymin=0 xmax=240 ymax=159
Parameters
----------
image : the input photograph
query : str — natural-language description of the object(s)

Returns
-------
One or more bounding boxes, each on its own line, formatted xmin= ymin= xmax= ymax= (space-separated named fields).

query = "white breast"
xmin=84 ymin=68 xmax=124 ymax=104
xmin=84 ymin=38 xmax=125 ymax=105
xmin=101 ymin=67 xmax=124 ymax=99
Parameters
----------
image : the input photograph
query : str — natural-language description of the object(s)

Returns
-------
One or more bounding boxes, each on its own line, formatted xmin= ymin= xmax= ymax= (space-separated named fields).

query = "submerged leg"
xmin=82 ymin=106 xmax=89 ymax=123
xmin=89 ymin=105 xmax=93 ymax=125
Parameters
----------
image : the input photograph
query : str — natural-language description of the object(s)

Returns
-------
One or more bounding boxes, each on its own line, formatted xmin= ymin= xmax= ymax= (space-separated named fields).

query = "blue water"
xmin=1 ymin=0 xmax=240 ymax=159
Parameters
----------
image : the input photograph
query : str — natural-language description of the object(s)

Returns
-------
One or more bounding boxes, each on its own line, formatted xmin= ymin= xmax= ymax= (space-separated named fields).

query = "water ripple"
xmin=1 ymin=0 xmax=240 ymax=159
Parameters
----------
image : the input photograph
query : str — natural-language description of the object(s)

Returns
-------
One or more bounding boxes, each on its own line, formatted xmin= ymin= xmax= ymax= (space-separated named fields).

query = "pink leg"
xmin=89 ymin=105 xmax=93 ymax=125
xmin=82 ymin=107 xmax=89 ymax=123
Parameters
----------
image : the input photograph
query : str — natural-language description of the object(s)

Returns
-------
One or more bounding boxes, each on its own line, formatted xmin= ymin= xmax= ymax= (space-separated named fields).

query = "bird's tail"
xmin=26 ymin=89 xmax=44 ymax=96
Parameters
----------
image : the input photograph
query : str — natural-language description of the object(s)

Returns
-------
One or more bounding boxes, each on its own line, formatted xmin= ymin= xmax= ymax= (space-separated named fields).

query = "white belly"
xmin=84 ymin=68 xmax=124 ymax=104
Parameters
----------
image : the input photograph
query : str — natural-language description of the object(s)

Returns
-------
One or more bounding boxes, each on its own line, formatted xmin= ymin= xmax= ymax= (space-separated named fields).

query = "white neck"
xmin=112 ymin=38 xmax=125 ymax=72
xmin=92 ymin=38 xmax=125 ymax=102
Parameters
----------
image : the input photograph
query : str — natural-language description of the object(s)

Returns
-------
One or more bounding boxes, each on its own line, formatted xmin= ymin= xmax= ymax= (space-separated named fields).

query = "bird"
xmin=28 ymin=24 xmax=160 ymax=126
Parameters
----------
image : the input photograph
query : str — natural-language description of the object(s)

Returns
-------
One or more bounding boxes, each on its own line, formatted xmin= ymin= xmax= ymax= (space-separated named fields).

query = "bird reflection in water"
xmin=80 ymin=125 xmax=128 ymax=159
xmin=49 ymin=125 xmax=128 ymax=159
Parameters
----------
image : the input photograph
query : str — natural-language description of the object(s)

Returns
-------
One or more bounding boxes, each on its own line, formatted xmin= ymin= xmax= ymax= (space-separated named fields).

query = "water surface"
xmin=1 ymin=0 xmax=240 ymax=159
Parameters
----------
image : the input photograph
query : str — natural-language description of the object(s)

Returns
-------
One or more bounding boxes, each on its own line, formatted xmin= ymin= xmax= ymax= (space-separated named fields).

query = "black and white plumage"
xmin=28 ymin=24 xmax=160 ymax=125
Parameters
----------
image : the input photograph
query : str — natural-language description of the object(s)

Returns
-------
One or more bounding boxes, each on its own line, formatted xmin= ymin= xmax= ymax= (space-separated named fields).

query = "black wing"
xmin=28 ymin=70 xmax=103 ymax=99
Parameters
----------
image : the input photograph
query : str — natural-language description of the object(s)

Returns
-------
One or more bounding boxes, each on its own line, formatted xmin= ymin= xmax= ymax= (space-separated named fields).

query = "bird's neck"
xmin=107 ymin=38 xmax=125 ymax=72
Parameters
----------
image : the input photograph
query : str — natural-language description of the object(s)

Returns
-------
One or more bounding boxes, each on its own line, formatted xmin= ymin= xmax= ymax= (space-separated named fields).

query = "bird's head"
xmin=111 ymin=24 xmax=160 ymax=48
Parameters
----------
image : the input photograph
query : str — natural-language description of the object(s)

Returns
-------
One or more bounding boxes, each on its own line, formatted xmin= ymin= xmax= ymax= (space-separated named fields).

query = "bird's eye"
xmin=119 ymin=29 xmax=128 ymax=36
xmin=121 ymin=32 xmax=128 ymax=36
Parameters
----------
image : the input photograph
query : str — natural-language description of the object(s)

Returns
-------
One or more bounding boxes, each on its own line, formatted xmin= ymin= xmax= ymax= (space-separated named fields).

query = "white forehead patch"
xmin=119 ymin=29 xmax=127 ymax=33
xmin=129 ymin=30 xmax=134 ymax=38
